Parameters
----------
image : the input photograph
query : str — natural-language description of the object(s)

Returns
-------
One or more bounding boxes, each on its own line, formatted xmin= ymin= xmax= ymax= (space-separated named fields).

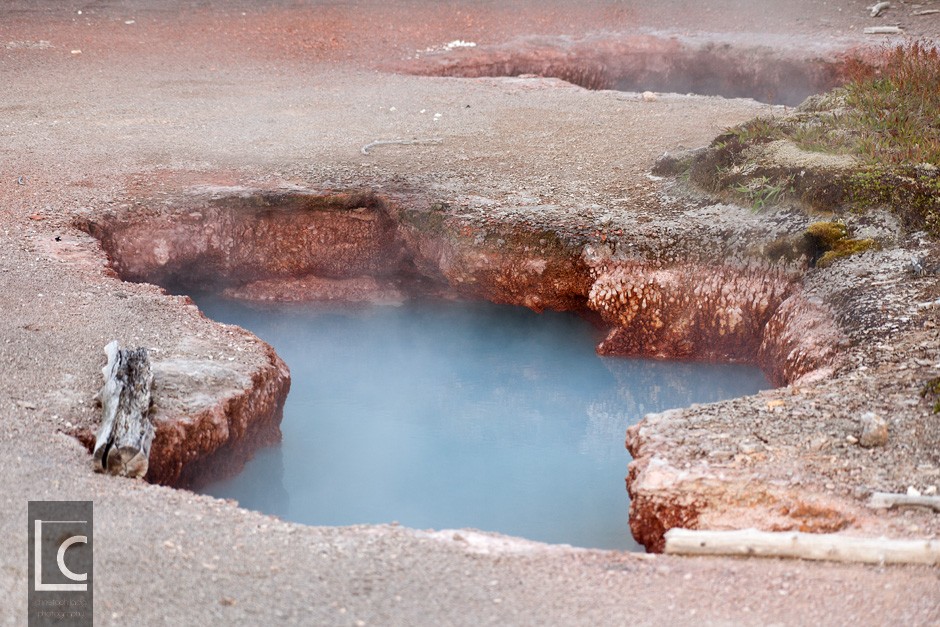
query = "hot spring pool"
xmin=194 ymin=297 xmax=770 ymax=550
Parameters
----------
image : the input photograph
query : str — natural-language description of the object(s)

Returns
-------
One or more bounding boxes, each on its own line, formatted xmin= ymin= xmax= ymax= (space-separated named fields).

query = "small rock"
xmin=906 ymin=486 xmax=922 ymax=497
xmin=708 ymin=449 xmax=734 ymax=461
xmin=809 ymin=435 xmax=829 ymax=451
xmin=845 ymin=435 xmax=859 ymax=445
xmin=858 ymin=412 xmax=888 ymax=448
xmin=925 ymin=485 xmax=937 ymax=495
xmin=641 ymin=91 xmax=657 ymax=102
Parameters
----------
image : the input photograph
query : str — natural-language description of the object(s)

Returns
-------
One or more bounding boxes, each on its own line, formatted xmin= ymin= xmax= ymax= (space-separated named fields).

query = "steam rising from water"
xmin=196 ymin=297 xmax=769 ymax=549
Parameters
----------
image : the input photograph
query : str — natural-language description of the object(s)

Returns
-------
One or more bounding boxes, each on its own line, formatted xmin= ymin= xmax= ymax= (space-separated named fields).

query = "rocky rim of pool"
xmin=69 ymin=173 xmax=931 ymax=551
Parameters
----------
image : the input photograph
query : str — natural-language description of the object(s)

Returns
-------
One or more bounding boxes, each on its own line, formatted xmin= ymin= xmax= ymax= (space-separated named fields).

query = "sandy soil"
xmin=1 ymin=1 xmax=939 ymax=625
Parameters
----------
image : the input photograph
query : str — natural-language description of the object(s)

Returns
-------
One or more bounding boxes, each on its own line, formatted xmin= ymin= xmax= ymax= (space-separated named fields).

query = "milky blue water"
xmin=195 ymin=297 xmax=770 ymax=550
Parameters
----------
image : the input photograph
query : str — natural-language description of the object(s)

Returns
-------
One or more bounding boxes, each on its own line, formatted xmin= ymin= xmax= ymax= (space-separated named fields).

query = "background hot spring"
xmin=195 ymin=297 xmax=770 ymax=550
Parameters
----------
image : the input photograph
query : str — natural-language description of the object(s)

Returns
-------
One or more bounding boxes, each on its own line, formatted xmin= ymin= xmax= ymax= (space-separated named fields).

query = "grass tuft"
xmin=717 ymin=41 xmax=940 ymax=165
xmin=842 ymin=42 xmax=940 ymax=165
xmin=732 ymin=175 xmax=791 ymax=211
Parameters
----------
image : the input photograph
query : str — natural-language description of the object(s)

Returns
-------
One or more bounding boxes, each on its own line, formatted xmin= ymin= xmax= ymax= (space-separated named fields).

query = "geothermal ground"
xmin=2 ymin=0 xmax=940 ymax=624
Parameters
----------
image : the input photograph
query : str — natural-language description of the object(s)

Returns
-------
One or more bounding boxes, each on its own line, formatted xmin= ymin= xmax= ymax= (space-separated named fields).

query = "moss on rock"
xmin=816 ymin=238 xmax=878 ymax=268
xmin=806 ymin=221 xmax=847 ymax=248
xmin=850 ymin=165 xmax=940 ymax=235
xmin=805 ymin=221 xmax=878 ymax=268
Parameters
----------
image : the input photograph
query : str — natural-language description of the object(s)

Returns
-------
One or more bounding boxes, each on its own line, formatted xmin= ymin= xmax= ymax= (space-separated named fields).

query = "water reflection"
xmin=195 ymin=297 xmax=769 ymax=550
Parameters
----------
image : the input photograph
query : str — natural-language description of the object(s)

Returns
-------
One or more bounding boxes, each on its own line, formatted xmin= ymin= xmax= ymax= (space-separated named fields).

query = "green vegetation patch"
xmin=843 ymin=43 xmax=940 ymax=165
xmin=850 ymin=164 xmax=940 ymax=233
xmin=719 ymin=43 xmax=940 ymax=164
xmin=683 ymin=42 xmax=940 ymax=233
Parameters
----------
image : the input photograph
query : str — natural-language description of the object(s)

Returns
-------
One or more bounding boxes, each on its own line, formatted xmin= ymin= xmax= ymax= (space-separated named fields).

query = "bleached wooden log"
xmin=664 ymin=528 xmax=940 ymax=565
xmin=863 ymin=25 xmax=904 ymax=34
xmin=92 ymin=340 xmax=154 ymax=479
xmin=869 ymin=2 xmax=890 ymax=18
xmin=868 ymin=492 xmax=940 ymax=512
xmin=360 ymin=137 xmax=443 ymax=155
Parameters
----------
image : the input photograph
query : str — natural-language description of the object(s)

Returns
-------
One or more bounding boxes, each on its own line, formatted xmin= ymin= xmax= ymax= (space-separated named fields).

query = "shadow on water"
xmin=194 ymin=296 xmax=770 ymax=550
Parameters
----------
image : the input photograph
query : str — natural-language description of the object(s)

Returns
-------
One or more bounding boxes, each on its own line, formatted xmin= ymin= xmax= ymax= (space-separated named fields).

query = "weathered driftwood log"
xmin=92 ymin=340 xmax=154 ymax=479
xmin=360 ymin=137 xmax=443 ymax=155
xmin=664 ymin=528 xmax=940 ymax=565
xmin=863 ymin=25 xmax=904 ymax=34
xmin=868 ymin=492 xmax=940 ymax=512
xmin=869 ymin=1 xmax=891 ymax=18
